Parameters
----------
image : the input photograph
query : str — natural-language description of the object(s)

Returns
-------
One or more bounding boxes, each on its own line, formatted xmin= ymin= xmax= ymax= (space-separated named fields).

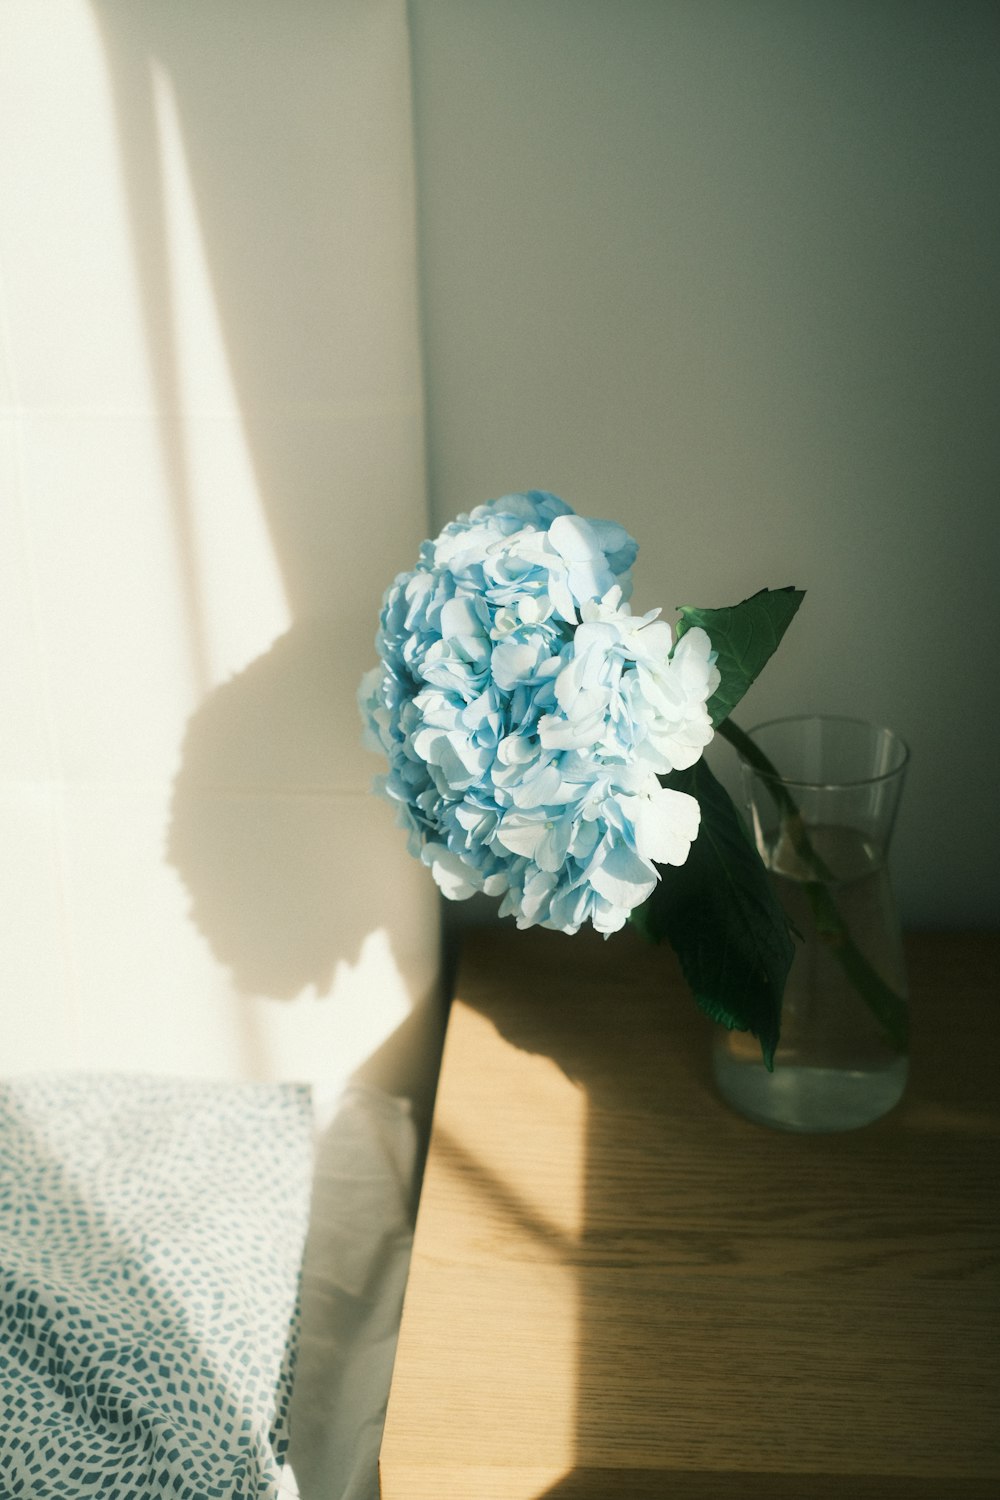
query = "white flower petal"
xmin=632 ymin=619 xmax=673 ymax=661
xmin=548 ymin=513 xmax=601 ymax=562
xmin=632 ymin=786 xmax=701 ymax=866
xmin=548 ymin=570 xmax=578 ymax=624
xmin=421 ymin=845 xmax=480 ymax=900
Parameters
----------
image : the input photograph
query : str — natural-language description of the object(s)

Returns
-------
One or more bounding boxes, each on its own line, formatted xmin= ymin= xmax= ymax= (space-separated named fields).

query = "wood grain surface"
xmin=379 ymin=928 xmax=1000 ymax=1499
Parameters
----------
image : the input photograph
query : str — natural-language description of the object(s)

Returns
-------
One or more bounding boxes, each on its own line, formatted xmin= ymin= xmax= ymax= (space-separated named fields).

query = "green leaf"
xmin=676 ymin=587 xmax=804 ymax=728
xmin=631 ymin=759 xmax=793 ymax=1068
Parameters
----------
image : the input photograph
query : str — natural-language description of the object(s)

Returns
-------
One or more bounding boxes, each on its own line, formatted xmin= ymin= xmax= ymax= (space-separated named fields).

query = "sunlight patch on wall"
xmin=331 ymin=926 xmax=413 ymax=1022
xmin=151 ymin=61 xmax=290 ymax=691
xmin=0 ymin=0 xmax=151 ymax=410
xmin=240 ymin=926 xmax=418 ymax=1088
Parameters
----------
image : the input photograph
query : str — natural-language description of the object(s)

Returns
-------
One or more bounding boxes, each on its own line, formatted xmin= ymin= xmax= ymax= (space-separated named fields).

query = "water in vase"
xmin=713 ymin=824 xmax=909 ymax=1132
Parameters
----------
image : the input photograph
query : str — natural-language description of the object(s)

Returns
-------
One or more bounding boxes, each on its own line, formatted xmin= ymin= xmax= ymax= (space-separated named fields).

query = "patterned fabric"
xmin=0 ymin=1075 xmax=313 ymax=1499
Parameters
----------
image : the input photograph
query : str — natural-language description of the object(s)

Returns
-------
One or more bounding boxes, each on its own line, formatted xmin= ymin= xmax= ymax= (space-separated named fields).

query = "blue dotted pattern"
xmin=0 ymin=1075 xmax=313 ymax=1498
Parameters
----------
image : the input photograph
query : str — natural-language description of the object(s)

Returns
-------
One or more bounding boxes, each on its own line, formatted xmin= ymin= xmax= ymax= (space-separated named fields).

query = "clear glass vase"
xmin=713 ymin=715 xmax=910 ymax=1132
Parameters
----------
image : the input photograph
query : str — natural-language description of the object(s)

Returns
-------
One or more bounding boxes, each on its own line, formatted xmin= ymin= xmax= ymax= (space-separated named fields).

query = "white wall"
xmin=2 ymin=0 xmax=996 ymax=1101
xmin=409 ymin=0 xmax=1000 ymax=927
xmin=1 ymin=0 xmax=439 ymax=1092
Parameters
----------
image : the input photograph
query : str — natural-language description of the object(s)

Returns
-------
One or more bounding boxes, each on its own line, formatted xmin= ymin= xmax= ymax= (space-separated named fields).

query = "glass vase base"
xmin=713 ymin=1052 xmax=908 ymax=1133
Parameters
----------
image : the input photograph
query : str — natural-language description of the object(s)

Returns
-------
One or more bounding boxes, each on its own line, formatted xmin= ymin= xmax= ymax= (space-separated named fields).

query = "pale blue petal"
xmin=359 ymin=489 xmax=709 ymax=936
xmin=588 ymin=842 xmax=658 ymax=910
xmin=494 ymin=810 xmax=548 ymax=858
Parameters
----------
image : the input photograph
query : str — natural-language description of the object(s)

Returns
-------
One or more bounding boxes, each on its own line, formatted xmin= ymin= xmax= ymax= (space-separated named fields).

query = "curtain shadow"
xmin=87 ymin=16 xmax=444 ymax=1494
xmin=90 ymin=1 xmax=425 ymax=1004
xmin=84 ymin=10 xmax=445 ymax=1497
xmin=92 ymin=0 xmax=419 ymax=617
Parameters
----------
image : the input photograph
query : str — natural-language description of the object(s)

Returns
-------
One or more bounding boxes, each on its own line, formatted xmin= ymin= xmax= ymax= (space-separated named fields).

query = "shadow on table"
xmin=461 ymin=924 xmax=1000 ymax=1500
xmin=538 ymin=1472 xmax=998 ymax=1499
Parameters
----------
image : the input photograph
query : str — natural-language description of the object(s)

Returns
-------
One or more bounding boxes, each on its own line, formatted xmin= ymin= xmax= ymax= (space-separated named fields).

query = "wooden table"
xmin=379 ymin=928 xmax=1000 ymax=1498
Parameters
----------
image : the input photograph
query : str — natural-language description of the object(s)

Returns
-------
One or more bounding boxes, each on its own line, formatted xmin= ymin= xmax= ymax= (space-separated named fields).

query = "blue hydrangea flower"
xmin=359 ymin=491 xmax=719 ymax=935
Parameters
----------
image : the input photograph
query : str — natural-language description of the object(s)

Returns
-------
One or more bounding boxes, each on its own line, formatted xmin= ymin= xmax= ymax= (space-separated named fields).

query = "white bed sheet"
xmin=279 ymin=1083 xmax=418 ymax=1500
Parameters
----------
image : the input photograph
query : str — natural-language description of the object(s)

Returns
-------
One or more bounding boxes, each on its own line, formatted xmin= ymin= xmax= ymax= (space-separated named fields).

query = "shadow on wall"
xmin=166 ymin=618 xmax=368 ymax=1001
xmin=91 ymin=0 xmax=422 ymax=616
xmin=89 ymin=2 xmax=428 ymax=1006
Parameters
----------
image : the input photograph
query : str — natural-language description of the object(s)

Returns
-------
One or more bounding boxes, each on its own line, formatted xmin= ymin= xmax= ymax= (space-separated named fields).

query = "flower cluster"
xmin=359 ymin=491 xmax=719 ymax=935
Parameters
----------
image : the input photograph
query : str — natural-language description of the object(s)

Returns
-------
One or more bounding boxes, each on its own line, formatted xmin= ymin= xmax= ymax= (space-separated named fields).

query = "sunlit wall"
xmin=3 ymin=0 xmax=996 ymax=1103
xmin=0 ymin=0 xmax=439 ymax=1088
xmin=409 ymin=0 xmax=1000 ymax=928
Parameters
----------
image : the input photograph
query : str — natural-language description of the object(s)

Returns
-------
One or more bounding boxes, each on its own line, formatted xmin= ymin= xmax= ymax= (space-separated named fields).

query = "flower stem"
xmin=716 ymin=718 xmax=909 ymax=1052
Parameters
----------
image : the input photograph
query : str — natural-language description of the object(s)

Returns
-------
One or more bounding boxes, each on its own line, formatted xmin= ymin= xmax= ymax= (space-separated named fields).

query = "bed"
xmin=0 ymin=1073 xmax=420 ymax=1500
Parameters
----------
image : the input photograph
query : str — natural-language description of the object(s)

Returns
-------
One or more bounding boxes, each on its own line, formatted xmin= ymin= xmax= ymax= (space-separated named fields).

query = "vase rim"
xmin=741 ymin=714 xmax=910 ymax=789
